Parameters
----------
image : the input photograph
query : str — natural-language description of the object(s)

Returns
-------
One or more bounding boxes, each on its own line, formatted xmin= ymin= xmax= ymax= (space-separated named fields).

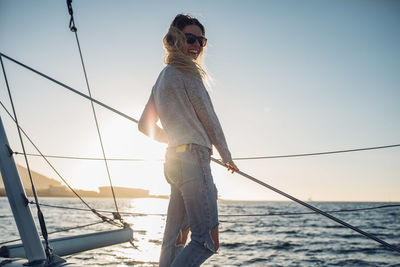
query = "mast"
xmin=0 ymin=116 xmax=46 ymax=264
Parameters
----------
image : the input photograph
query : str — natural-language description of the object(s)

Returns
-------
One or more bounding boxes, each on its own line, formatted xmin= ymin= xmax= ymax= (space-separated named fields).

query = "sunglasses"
xmin=184 ymin=33 xmax=207 ymax=47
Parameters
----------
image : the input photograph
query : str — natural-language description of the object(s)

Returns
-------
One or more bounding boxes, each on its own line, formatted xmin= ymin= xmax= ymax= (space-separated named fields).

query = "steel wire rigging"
xmin=0 ymin=98 xmax=124 ymax=229
xmin=7 ymin=0 xmax=399 ymax=261
xmin=2 ymin=52 xmax=399 ymax=163
xmin=11 ymin=143 xmax=400 ymax=162
xmin=66 ymin=0 xmax=121 ymax=221
xmin=1 ymin=202 xmax=398 ymax=247
xmin=0 ymin=56 xmax=53 ymax=261
xmin=24 ymin=201 xmax=400 ymax=218
xmin=0 ymin=52 xmax=399 ymax=254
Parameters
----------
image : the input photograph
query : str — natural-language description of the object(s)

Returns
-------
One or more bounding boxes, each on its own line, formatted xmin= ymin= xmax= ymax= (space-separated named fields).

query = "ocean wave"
xmin=331 ymin=259 xmax=387 ymax=266
xmin=243 ymin=257 xmax=269 ymax=265
xmin=333 ymin=233 xmax=363 ymax=239
xmin=276 ymin=230 xmax=298 ymax=235
xmin=220 ymin=228 xmax=236 ymax=233
xmin=270 ymin=241 xmax=298 ymax=250
xmin=325 ymin=224 xmax=343 ymax=229
xmin=2 ymin=199 xmax=399 ymax=266
xmin=221 ymin=242 xmax=248 ymax=249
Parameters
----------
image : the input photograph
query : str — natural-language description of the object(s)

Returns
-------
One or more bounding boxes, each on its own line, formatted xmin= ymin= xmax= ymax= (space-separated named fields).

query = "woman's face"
xmin=182 ymin=24 xmax=204 ymax=60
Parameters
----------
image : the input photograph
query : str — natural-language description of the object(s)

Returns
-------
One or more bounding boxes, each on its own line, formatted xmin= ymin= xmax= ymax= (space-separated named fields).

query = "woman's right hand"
xmin=225 ymin=161 xmax=239 ymax=173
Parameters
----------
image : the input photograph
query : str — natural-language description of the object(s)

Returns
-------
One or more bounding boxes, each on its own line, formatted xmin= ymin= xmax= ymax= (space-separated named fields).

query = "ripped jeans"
xmin=159 ymin=144 xmax=218 ymax=267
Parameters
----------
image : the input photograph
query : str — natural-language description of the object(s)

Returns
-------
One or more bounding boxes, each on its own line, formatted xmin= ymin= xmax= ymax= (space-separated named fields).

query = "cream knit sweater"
xmin=149 ymin=65 xmax=232 ymax=163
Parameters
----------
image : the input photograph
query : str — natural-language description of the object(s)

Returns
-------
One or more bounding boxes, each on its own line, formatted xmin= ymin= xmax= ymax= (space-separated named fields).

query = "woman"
xmin=138 ymin=14 xmax=238 ymax=267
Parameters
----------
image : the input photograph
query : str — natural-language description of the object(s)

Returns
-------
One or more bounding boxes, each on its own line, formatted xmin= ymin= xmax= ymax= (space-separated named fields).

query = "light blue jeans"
xmin=159 ymin=144 xmax=218 ymax=267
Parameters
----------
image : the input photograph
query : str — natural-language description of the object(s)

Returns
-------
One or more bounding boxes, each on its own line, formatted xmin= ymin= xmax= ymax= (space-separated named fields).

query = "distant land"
xmin=0 ymin=165 xmax=168 ymax=199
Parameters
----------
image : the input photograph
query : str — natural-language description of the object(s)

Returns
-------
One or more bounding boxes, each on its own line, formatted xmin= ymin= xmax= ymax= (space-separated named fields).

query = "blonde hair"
xmin=163 ymin=26 xmax=207 ymax=81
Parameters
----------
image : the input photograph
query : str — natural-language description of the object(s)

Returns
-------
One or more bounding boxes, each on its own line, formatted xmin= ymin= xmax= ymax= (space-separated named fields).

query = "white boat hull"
xmin=1 ymin=227 xmax=133 ymax=259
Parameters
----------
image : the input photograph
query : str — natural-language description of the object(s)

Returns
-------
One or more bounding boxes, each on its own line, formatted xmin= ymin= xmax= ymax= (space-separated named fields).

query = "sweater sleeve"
xmin=184 ymin=78 xmax=232 ymax=163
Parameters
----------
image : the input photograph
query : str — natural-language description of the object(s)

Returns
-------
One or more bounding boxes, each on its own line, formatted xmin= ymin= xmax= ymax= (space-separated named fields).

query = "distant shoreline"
xmin=0 ymin=196 xmax=398 ymax=203
xmin=0 ymin=195 xmax=169 ymax=199
xmin=0 ymin=185 xmax=169 ymax=199
xmin=0 ymin=189 xmax=169 ymax=199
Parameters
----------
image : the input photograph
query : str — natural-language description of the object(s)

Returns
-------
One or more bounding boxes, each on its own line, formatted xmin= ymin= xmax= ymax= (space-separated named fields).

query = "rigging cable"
xmin=232 ymin=144 xmax=400 ymax=160
xmin=0 ymin=53 xmax=399 ymax=254
xmin=26 ymin=201 xmax=400 ymax=217
xmin=66 ymin=0 xmax=121 ymax=221
xmin=0 ymin=98 xmax=123 ymax=228
xmin=211 ymin=157 xmax=400 ymax=254
xmin=12 ymin=143 xmax=400 ymax=162
xmin=1 ymin=52 xmax=399 ymax=162
xmin=2 ymin=203 xmax=398 ymax=247
xmin=0 ymin=56 xmax=53 ymax=261
xmin=0 ymin=52 xmax=137 ymax=123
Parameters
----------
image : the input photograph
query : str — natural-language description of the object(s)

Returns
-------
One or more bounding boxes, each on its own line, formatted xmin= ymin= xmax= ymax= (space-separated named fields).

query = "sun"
xmin=71 ymin=114 xmax=170 ymax=196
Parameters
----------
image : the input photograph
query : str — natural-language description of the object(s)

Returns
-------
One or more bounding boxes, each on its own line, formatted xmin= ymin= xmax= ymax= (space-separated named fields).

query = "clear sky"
xmin=0 ymin=0 xmax=399 ymax=201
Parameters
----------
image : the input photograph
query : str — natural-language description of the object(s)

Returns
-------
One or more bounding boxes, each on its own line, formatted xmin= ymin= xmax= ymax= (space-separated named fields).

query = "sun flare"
xmin=71 ymin=116 xmax=170 ymax=196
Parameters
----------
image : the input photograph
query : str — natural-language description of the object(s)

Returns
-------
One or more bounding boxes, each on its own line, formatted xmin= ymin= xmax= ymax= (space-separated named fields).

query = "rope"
xmin=13 ymin=143 xmax=400 ymax=162
xmin=0 ymin=53 xmax=138 ymax=123
xmin=2 ymin=54 xmax=396 ymax=163
xmin=30 ymin=201 xmax=400 ymax=217
xmin=232 ymin=144 xmax=400 ymax=160
xmin=28 ymin=202 xmax=165 ymax=217
xmin=3 ymin=52 xmax=399 ymax=164
xmin=0 ymin=98 xmax=123 ymax=228
xmin=13 ymin=152 xmax=152 ymax=161
xmin=66 ymin=0 xmax=77 ymax=32
xmin=211 ymin=157 xmax=400 ymax=253
xmin=66 ymin=0 xmax=121 ymax=219
xmin=0 ymin=56 xmax=53 ymax=260
xmin=0 ymin=52 xmax=398 ymax=253
xmin=219 ymin=203 xmax=400 ymax=217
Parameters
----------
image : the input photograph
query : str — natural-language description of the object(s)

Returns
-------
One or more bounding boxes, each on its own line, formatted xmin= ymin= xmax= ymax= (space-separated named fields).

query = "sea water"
xmin=1 ymin=198 xmax=399 ymax=266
